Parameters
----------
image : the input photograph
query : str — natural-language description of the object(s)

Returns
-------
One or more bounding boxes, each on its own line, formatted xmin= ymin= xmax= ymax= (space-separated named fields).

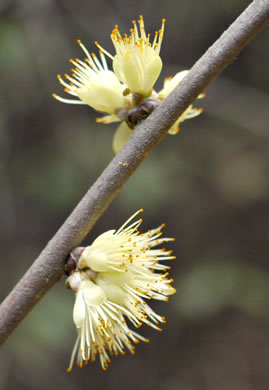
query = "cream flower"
xmin=78 ymin=209 xmax=175 ymax=274
xmin=157 ymin=70 xmax=204 ymax=135
xmin=53 ymin=41 xmax=128 ymax=122
xmin=67 ymin=275 xmax=148 ymax=371
xmin=96 ymin=15 xmax=165 ymax=97
xmin=66 ymin=210 xmax=176 ymax=371
xmin=53 ymin=16 xmax=204 ymax=152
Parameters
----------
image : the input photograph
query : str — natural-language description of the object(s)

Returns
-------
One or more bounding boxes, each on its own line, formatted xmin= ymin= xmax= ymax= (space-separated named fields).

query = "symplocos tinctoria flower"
xmin=53 ymin=16 xmax=204 ymax=153
xmin=65 ymin=209 xmax=176 ymax=371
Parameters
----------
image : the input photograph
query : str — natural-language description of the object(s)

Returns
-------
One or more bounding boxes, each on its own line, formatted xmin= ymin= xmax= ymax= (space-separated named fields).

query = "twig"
xmin=0 ymin=0 xmax=268 ymax=346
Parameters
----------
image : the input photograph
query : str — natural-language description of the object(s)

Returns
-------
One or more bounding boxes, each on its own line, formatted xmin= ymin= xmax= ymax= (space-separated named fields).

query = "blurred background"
xmin=1 ymin=0 xmax=269 ymax=389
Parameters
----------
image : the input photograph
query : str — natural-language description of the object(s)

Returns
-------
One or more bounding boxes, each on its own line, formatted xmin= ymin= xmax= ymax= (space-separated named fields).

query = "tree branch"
xmin=0 ymin=0 xmax=268 ymax=346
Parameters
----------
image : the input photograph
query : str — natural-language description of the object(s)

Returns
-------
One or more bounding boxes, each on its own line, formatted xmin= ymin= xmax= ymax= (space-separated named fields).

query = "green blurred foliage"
xmin=0 ymin=0 xmax=269 ymax=389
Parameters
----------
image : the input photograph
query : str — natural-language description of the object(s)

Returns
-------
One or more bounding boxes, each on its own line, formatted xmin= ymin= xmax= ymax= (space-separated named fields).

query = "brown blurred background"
xmin=1 ymin=0 xmax=269 ymax=389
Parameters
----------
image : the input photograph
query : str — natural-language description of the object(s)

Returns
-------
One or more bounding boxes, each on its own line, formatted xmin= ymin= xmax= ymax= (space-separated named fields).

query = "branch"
xmin=0 ymin=0 xmax=268 ymax=346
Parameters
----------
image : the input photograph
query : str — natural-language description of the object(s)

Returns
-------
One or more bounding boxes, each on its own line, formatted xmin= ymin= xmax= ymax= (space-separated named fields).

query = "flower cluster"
xmin=65 ymin=210 xmax=176 ymax=371
xmin=53 ymin=16 xmax=203 ymax=153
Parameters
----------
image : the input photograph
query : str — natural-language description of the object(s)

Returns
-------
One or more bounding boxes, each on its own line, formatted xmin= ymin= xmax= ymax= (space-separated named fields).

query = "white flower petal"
xmin=158 ymin=70 xmax=189 ymax=99
xmin=76 ymin=70 xmax=125 ymax=114
xmin=112 ymin=122 xmax=132 ymax=154
xmin=73 ymin=289 xmax=85 ymax=329
xmin=81 ymin=280 xmax=106 ymax=306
